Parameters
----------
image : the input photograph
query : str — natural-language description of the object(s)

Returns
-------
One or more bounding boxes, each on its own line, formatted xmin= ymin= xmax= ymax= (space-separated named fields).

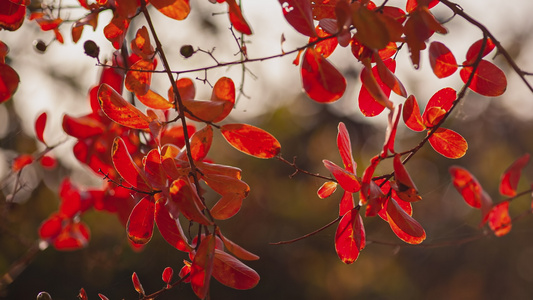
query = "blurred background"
xmin=2 ymin=0 xmax=533 ymax=299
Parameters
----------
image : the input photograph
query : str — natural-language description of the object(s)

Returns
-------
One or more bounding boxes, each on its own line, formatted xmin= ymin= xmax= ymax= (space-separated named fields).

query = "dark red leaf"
xmin=132 ymin=272 xmax=145 ymax=295
xmin=428 ymin=128 xmax=467 ymax=159
xmin=0 ymin=63 xmax=20 ymax=103
xmin=406 ymin=0 xmax=439 ymax=13
xmin=39 ymin=214 xmax=63 ymax=240
xmin=162 ymin=267 xmax=173 ymax=285
xmin=127 ymin=196 xmax=155 ymax=245
xmin=216 ymin=228 xmax=259 ymax=261
xmin=279 ymin=0 xmax=317 ymax=37
xmin=112 ymin=137 xmax=152 ymax=191
xmin=221 ymin=123 xmax=281 ymax=159
xmin=429 ymin=41 xmax=458 ymax=78
xmin=0 ymin=0 xmax=25 ymax=31
xmin=34 ymin=112 xmax=47 ymax=144
xmin=335 ymin=208 xmax=365 ymax=264
xmin=460 ymin=60 xmax=507 ymax=97
xmin=301 ymin=48 xmax=346 ymax=103
xmin=212 ymin=249 xmax=260 ymax=289
xmin=392 ymin=154 xmax=421 ymax=202
xmin=500 ymin=154 xmax=530 ymax=197
xmin=382 ymin=104 xmax=402 ymax=156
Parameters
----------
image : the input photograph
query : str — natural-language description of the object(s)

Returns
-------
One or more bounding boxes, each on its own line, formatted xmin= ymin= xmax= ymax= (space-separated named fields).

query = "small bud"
xmin=33 ymin=40 xmax=47 ymax=53
xmin=180 ymin=45 xmax=194 ymax=58
xmin=84 ymin=40 xmax=100 ymax=59
xmin=36 ymin=291 xmax=52 ymax=300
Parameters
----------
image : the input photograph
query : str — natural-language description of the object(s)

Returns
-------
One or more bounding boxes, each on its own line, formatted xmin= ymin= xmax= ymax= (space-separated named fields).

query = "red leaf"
xmin=279 ymin=0 xmax=317 ymax=37
xmin=226 ymin=0 xmax=252 ymax=35
xmin=422 ymin=87 xmax=456 ymax=128
xmin=0 ymin=63 xmax=20 ymax=103
xmin=132 ymin=272 xmax=145 ymax=295
xmin=500 ymin=154 xmax=530 ymax=197
xmin=0 ymin=0 xmax=25 ymax=31
xmin=317 ymin=181 xmax=337 ymax=199
xmin=311 ymin=0 xmax=338 ymax=20
xmin=406 ymin=0 xmax=439 ymax=13
xmin=210 ymin=77 xmax=235 ymax=123
xmin=216 ymin=228 xmax=259 ymax=261
xmin=143 ymin=149 xmax=166 ymax=190
xmin=127 ymin=196 xmax=155 ymax=245
xmin=78 ymin=288 xmax=88 ymax=300
xmin=103 ymin=13 xmax=130 ymax=49
xmin=169 ymin=178 xmax=213 ymax=226
xmin=212 ymin=249 xmax=260 ymax=289
xmin=339 ymin=190 xmax=355 ymax=216
xmin=375 ymin=57 xmax=407 ymax=97
xmin=162 ymin=267 xmax=173 ymax=285
xmin=190 ymin=235 xmax=216 ymax=299
xmin=323 ymin=160 xmax=361 ymax=193
xmin=449 ymin=166 xmax=493 ymax=216
xmin=168 ymin=77 xmax=196 ymax=103
xmin=429 ymin=41 xmax=458 ymax=78
xmin=155 ymin=199 xmax=192 ymax=252
xmin=112 ymin=137 xmax=152 ymax=192
xmin=310 ymin=25 xmax=338 ymax=58
xmin=428 ymin=128 xmax=467 ymax=159
xmin=464 ymin=38 xmax=496 ymax=66
xmin=12 ymin=154 xmax=33 ymax=171
xmin=359 ymin=63 xmax=393 ymax=116
xmin=53 ymin=221 xmax=90 ymax=250
xmin=204 ymin=173 xmax=249 ymax=220
xmin=301 ymin=48 xmax=346 ymax=103
xmin=190 ymin=125 xmax=213 ymax=161
xmin=62 ymin=115 xmax=105 ymax=139
xmin=336 ymin=122 xmax=356 ymax=173
xmin=488 ymin=201 xmax=512 ymax=237
xmin=392 ymin=154 xmax=421 ymax=202
xmin=39 ymin=214 xmax=63 ymax=240
xmin=402 ymin=95 xmax=425 ymax=132
xmin=125 ymin=59 xmax=155 ymax=96
xmin=150 ymin=0 xmax=190 ymax=21
xmin=460 ymin=60 xmax=507 ymax=97
xmin=221 ymin=123 xmax=281 ymax=159
xmin=99 ymin=83 xmax=151 ymax=129
xmin=382 ymin=104 xmax=402 ymax=156
xmin=386 ymin=198 xmax=426 ymax=244
xmin=40 ymin=155 xmax=57 ymax=169
xmin=335 ymin=208 xmax=365 ymax=264
xmin=137 ymin=89 xmax=174 ymax=110
xmin=34 ymin=112 xmax=47 ymax=144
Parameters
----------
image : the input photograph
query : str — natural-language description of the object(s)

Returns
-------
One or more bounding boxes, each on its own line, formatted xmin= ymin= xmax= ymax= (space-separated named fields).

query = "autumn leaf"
xmin=212 ymin=250 xmax=260 ymax=289
xmin=403 ymin=95 xmax=425 ymax=132
xmin=460 ymin=60 xmax=507 ymax=97
xmin=131 ymin=26 xmax=155 ymax=59
xmin=464 ymin=38 xmax=496 ymax=66
xmin=190 ymin=125 xmax=213 ymax=161
xmin=226 ymin=0 xmax=252 ymax=35
xmin=301 ymin=48 xmax=346 ymax=103
xmin=137 ymin=90 xmax=174 ymax=110
xmin=62 ymin=115 xmax=105 ymax=139
xmin=168 ymin=178 xmax=213 ymax=226
xmin=317 ymin=181 xmax=338 ymax=199
xmin=216 ymin=228 xmax=259 ymax=261
xmin=429 ymin=41 xmax=458 ymax=78
xmin=0 ymin=63 xmax=20 ymax=103
xmin=190 ymin=235 xmax=216 ymax=299
xmin=104 ymin=13 xmax=130 ymax=49
xmin=125 ymin=59 xmax=155 ymax=96
xmin=375 ymin=57 xmax=407 ymax=97
xmin=428 ymin=128 xmax=467 ymax=159
xmin=151 ymin=0 xmax=190 ymax=21
xmin=386 ymin=198 xmax=426 ymax=244
xmin=0 ymin=0 xmax=26 ymax=31
xmin=422 ymin=87 xmax=456 ymax=128
xmin=279 ymin=0 xmax=317 ymax=37
xmin=155 ymin=199 xmax=192 ymax=252
xmin=488 ymin=201 xmax=512 ymax=237
xmin=309 ymin=25 xmax=338 ymax=58
xmin=112 ymin=137 xmax=152 ymax=192
xmin=500 ymin=153 xmax=530 ymax=197
xmin=210 ymin=76 xmax=236 ymax=123
xmin=382 ymin=104 xmax=402 ymax=156
xmin=359 ymin=62 xmax=393 ymax=116
xmin=323 ymin=160 xmax=361 ymax=193
xmin=337 ymin=122 xmax=356 ymax=173
xmin=35 ymin=112 xmax=47 ymax=145
xmin=449 ymin=166 xmax=493 ymax=223
xmin=127 ymin=196 xmax=155 ymax=245
xmin=335 ymin=208 xmax=365 ymax=264
xmin=392 ymin=154 xmax=421 ymax=202
xmin=99 ymin=83 xmax=151 ymax=129
xmin=221 ymin=123 xmax=281 ymax=159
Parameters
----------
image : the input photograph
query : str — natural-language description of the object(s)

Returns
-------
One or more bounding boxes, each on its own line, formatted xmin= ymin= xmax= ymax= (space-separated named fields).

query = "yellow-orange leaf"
xmin=137 ymin=89 xmax=174 ymax=110
xmin=151 ymin=0 xmax=190 ymax=20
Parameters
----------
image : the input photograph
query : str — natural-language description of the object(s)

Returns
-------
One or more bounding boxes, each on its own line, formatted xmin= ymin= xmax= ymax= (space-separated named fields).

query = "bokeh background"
xmin=3 ymin=0 xmax=533 ymax=299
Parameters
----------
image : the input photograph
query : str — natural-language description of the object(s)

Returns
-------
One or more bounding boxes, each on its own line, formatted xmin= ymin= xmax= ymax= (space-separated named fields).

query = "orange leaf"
xmin=169 ymin=178 xmax=213 ymax=226
xmin=402 ymin=95 xmax=425 ymax=132
xmin=35 ymin=112 xmax=47 ymax=145
xmin=406 ymin=0 xmax=439 ymax=13
xmin=0 ymin=0 xmax=25 ymax=31
xmin=500 ymin=153 xmax=530 ymax=197
xmin=12 ymin=154 xmax=33 ymax=172
xmin=155 ymin=199 xmax=192 ymax=252
xmin=0 ymin=63 xmax=20 ymax=103
xmin=143 ymin=149 xmax=166 ymax=190
xmin=449 ymin=166 xmax=493 ymax=219
xmin=429 ymin=41 xmax=458 ymax=78
xmin=422 ymin=87 xmax=456 ymax=128
xmin=151 ymin=0 xmax=190 ymax=21
xmin=115 ymin=0 xmax=138 ymax=19
xmin=103 ymin=13 xmax=130 ymax=49
xmin=99 ymin=83 xmax=151 ymax=129
xmin=127 ymin=196 xmax=155 ymax=245
xmin=125 ymin=59 xmax=155 ymax=96
xmin=182 ymin=99 xmax=226 ymax=122
xmin=335 ymin=208 xmax=365 ymax=264
xmin=323 ymin=160 xmax=361 ymax=193
xmin=168 ymin=77 xmax=195 ymax=103
xmin=488 ymin=201 xmax=512 ymax=237
xmin=212 ymin=250 xmax=260 ymax=289
xmin=131 ymin=26 xmax=155 ymax=59
xmin=226 ymin=0 xmax=252 ymax=35
xmin=221 ymin=123 xmax=281 ymax=159
xmin=386 ymin=198 xmax=425 ymax=244
xmin=382 ymin=104 xmax=402 ymax=156
xmin=429 ymin=128 xmax=467 ymax=159
xmin=301 ymin=48 xmax=346 ymax=103
xmin=205 ymin=174 xmax=249 ymax=220
xmin=137 ymin=89 xmax=174 ymax=110
xmin=210 ymin=77 xmax=235 ymax=123
xmin=392 ymin=154 xmax=421 ymax=202
xmin=311 ymin=0 xmax=338 ymax=20
xmin=190 ymin=235 xmax=216 ymax=299
xmin=112 ymin=137 xmax=152 ymax=192
xmin=317 ymin=181 xmax=337 ymax=199
xmin=460 ymin=60 xmax=507 ymax=97
xmin=279 ymin=0 xmax=317 ymax=37
xmin=190 ymin=125 xmax=213 ymax=161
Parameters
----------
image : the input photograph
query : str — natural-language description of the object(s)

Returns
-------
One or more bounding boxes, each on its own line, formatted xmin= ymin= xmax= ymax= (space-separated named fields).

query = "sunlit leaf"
xmin=221 ymin=123 xmax=281 ymax=159
xmin=205 ymin=173 xmax=250 ymax=220
xmin=210 ymin=77 xmax=236 ymax=123
xmin=212 ymin=249 xmax=260 ymax=289
xmin=337 ymin=122 xmax=356 ymax=173
xmin=392 ymin=154 xmax=421 ymax=202
xmin=279 ymin=0 xmax=317 ymax=37
xmin=429 ymin=128 xmax=467 ymax=159
xmin=162 ymin=267 xmax=173 ymax=286
xmin=190 ymin=235 xmax=216 ymax=299
xmin=71 ymin=11 xmax=99 ymax=43
xmin=127 ymin=196 xmax=155 ymax=245
xmin=125 ymin=59 xmax=155 ymax=96
xmin=386 ymin=198 xmax=425 ymax=244
xmin=449 ymin=166 xmax=493 ymax=218
xmin=500 ymin=153 xmax=530 ymax=197
xmin=143 ymin=149 xmax=167 ymax=189
xmin=339 ymin=190 xmax=355 ymax=216
xmin=226 ymin=0 xmax=252 ymax=35
xmin=375 ymin=57 xmax=407 ymax=97
xmin=151 ymin=0 xmax=190 ymax=20
xmin=310 ymin=25 xmax=337 ymax=58
xmin=317 ymin=181 xmax=337 ymax=199
xmin=460 ymin=60 xmax=507 ymax=97
xmin=301 ymin=48 xmax=346 ymax=103
xmin=112 ymin=137 xmax=152 ymax=192
xmin=488 ymin=201 xmax=512 ymax=237
xmin=99 ymin=83 xmax=151 ymax=129
xmin=155 ymin=199 xmax=192 ymax=252
xmin=464 ymin=38 xmax=496 ymax=66
xmin=382 ymin=104 xmax=402 ymax=156
xmin=404 ymin=6 xmax=446 ymax=68
xmin=422 ymin=87 xmax=456 ymax=127
xmin=62 ymin=115 xmax=105 ymax=139
xmin=168 ymin=77 xmax=196 ymax=103
xmin=189 ymin=125 xmax=213 ymax=161
xmin=359 ymin=63 xmax=393 ymax=116
xmin=429 ymin=41 xmax=458 ymax=78
xmin=39 ymin=214 xmax=63 ymax=240
xmin=131 ymin=26 xmax=155 ymax=60
xmin=402 ymin=95 xmax=425 ymax=132
xmin=53 ymin=220 xmax=90 ymax=250
xmin=0 ymin=63 xmax=20 ymax=103
xmin=406 ymin=0 xmax=439 ymax=13
xmin=323 ymin=160 xmax=361 ymax=193
xmin=169 ymin=178 xmax=213 ymax=226
xmin=35 ymin=112 xmax=47 ymax=145
xmin=137 ymin=89 xmax=174 ymax=110
xmin=0 ymin=0 xmax=25 ymax=31
xmin=103 ymin=13 xmax=130 ymax=49
xmin=335 ymin=208 xmax=365 ymax=264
